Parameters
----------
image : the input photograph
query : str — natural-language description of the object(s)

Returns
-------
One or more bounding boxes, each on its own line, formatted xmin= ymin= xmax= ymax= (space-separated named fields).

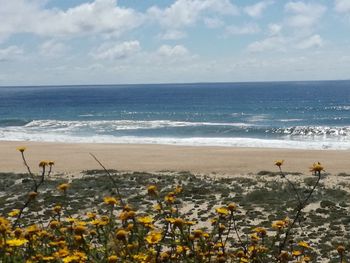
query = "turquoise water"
xmin=0 ymin=81 xmax=350 ymax=149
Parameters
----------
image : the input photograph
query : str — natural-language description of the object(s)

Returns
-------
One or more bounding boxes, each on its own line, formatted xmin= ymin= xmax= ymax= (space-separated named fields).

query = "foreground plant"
xmin=0 ymin=148 xmax=347 ymax=262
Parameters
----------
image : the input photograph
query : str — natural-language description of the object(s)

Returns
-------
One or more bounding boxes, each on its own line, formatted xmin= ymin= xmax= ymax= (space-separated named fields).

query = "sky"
xmin=0 ymin=0 xmax=349 ymax=86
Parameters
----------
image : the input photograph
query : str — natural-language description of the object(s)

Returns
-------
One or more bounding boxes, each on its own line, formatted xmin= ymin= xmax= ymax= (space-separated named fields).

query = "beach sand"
xmin=0 ymin=141 xmax=349 ymax=175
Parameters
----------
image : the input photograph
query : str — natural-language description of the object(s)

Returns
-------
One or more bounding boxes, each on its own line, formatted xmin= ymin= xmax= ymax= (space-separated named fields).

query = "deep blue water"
xmin=0 ymin=81 xmax=350 ymax=149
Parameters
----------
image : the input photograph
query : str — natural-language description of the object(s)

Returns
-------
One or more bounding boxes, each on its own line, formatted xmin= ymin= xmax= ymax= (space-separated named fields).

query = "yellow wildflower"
xmin=292 ymin=250 xmax=302 ymax=257
xmin=153 ymin=203 xmax=162 ymax=211
xmin=174 ymin=185 xmax=183 ymax=194
xmin=275 ymin=160 xmax=284 ymax=167
xmin=28 ymin=191 xmax=38 ymax=199
xmin=49 ymin=221 xmax=60 ymax=229
xmin=8 ymin=209 xmax=20 ymax=217
xmin=298 ymin=241 xmax=311 ymax=249
xmin=137 ymin=216 xmax=153 ymax=226
xmin=39 ymin=160 xmax=49 ymax=167
xmin=6 ymin=238 xmax=28 ymax=247
xmin=227 ymin=202 xmax=237 ymax=211
xmin=164 ymin=192 xmax=176 ymax=203
xmin=57 ymin=183 xmax=70 ymax=192
xmin=147 ymin=185 xmax=158 ymax=196
xmin=303 ymin=256 xmax=311 ymax=262
xmin=116 ymin=229 xmax=128 ymax=240
xmin=216 ymin=207 xmax=229 ymax=216
xmin=17 ymin=146 xmax=26 ymax=152
xmin=193 ymin=229 xmax=203 ymax=238
xmin=272 ymin=220 xmax=286 ymax=230
xmin=108 ymin=255 xmax=118 ymax=263
xmin=310 ymin=162 xmax=324 ymax=173
xmin=42 ymin=256 xmax=55 ymax=261
xmin=145 ymin=231 xmax=162 ymax=245
xmin=52 ymin=205 xmax=61 ymax=213
xmin=103 ymin=196 xmax=119 ymax=206
xmin=73 ymin=224 xmax=86 ymax=235
xmin=253 ymin=227 xmax=267 ymax=237
xmin=337 ymin=245 xmax=345 ymax=254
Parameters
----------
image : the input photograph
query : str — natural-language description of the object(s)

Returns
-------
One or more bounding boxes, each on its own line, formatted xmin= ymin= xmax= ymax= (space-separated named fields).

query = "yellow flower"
xmin=253 ymin=227 xmax=267 ymax=237
xmin=8 ymin=209 xmax=20 ymax=217
xmin=227 ymin=203 xmax=237 ymax=211
xmin=86 ymin=212 xmax=97 ymax=219
xmin=275 ymin=160 xmax=284 ymax=167
xmin=28 ymin=191 xmax=38 ymax=199
xmin=215 ymin=207 xmax=229 ymax=216
xmin=39 ymin=160 xmax=49 ymax=167
xmin=42 ymin=256 xmax=55 ymax=261
xmin=337 ymin=245 xmax=345 ymax=254
xmin=292 ymin=250 xmax=302 ymax=257
xmin=250 ymin=233 xmax=260 ymax=241
xmin=153 ymin=203 xmax=162 ymax=212
xmin=278 ymin=251 xmax=290 ymax=261
xmin=48 ymin=161 xmax=55 ymax=166
xmin=103 ymin=196 xmax=119 ymax=206
xmin=49 ymin=220 xmax=60 ymax=229
xmin=73 ymin=224 xmax=86 ymax=235
xmin=52 ymin=205 xmax=61 ymax=213
xmin=6 ymin=238 xmax=28 ymax=247
xmin=164 ymin=192 xmax=176 ymax=203
xmin=310 ymin=162 xmax=324 ymax=173
xmin=174 ymin=185 xmax=183 ymax=194
xmin=57 ymin=183 xmax=70 ymax=192
xmin=272 ymin=220 xmax=287 ymax=230
xmin=145 ymin=231 xmax=162 ymax=245
xmin=147 ymin=185 xmax=158 ymax=196
xmin=17 ymin=146 xmax=26 ymax=153
xmin=108 ymin=255 xmax=118 ymax=263
xmin=116 ymin=229 xmax=128 ymax=240
xmin=138 ymin=216 xmax=154 ymax=225
xmin=303 ymin=256 xmax=311 ymax=262
xmin=298 ymin=241 xmax=311 ymax=249
xmin=193 ymin=229 xmax=203 ymax=238
xmin=63 ymin=251 xmax=87 ymax=263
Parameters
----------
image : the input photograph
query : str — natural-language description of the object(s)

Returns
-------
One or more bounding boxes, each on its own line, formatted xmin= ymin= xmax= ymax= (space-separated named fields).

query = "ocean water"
xmin=0 ymin=81 xmax=349 ymax=149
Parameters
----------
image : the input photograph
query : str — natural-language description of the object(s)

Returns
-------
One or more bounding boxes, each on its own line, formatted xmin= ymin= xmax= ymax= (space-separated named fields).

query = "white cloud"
xmin=40 ymin=40 xmax=67 ymax=57
xmin=147 ymin=0 xmax=238 ymax=29
xmin=267 ymin=23 xmax=282 ymax=36
xmin=157 ymin=45 xmax=189 ymax=57
xmin=225 ymin=24 xmax=260 ymax=35
xmin=335 ymin=0 xmax=350 ymax=13
xmin=159 ymin=30 xmax=187 ymax=40
xmin=0 ymin=0 xmax=143 ymax=40
xmin=91 ymin=41 xmax=141 ymax=60
xmin=204 ymin=17 xmax=225 ymax=28
xmin=247 ymin=36 xmax=286 ymax=52
xmin=285 ymin=1 xmax=326 ymax=28
xmin=296 ymin=34 xmax=323 ymax=49
xmin=0 ymin=46 xmax=23 ymax=61
xmin=244 ymin=0 xmax=274 ymax=18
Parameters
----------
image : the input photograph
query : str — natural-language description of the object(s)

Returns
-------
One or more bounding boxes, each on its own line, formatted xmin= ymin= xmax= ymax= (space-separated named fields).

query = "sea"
xmin=0 ymin=81 xmax=349 ymax=150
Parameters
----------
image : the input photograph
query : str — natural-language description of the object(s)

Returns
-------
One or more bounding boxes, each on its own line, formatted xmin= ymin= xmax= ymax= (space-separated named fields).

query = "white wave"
xmin=22 ymin=119 xmax=253 ymax=131
xmin=1 ymin=131 xmax=350 ymax=150
xmin=325 ymin=106 xmax=350 ymax=111
xmin=279 ymin=119 xmax=303 ymax=122
xmin=272 ymin=126 xmax=350 ymax=137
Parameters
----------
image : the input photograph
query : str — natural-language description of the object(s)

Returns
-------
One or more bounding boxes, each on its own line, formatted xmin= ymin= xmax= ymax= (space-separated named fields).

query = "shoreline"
xmin=1 ymin=141 xmax=349 ymax=175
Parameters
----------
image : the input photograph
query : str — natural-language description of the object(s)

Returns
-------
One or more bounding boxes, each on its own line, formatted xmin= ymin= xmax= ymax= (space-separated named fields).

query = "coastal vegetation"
xmin=0 ymin=147 xmax=348 ymax=262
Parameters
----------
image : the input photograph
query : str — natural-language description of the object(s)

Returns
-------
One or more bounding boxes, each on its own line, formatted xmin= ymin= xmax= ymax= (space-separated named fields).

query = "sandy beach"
xmin=0 ymin=141 xmax=349 ymax=175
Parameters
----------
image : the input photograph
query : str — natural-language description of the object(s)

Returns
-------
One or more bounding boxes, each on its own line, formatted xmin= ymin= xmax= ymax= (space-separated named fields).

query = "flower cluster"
xmin=0 ymin=147 xmax=346 ymax=262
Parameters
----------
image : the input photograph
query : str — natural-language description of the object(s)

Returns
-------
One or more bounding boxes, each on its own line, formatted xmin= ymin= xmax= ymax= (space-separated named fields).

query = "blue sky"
xmin=0 ymin=0 xmax=349 ymax=85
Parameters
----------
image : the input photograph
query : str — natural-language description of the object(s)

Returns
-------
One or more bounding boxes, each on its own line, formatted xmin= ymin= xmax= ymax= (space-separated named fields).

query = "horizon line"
xmin=0 ymin=78 xmax=349 ymax=88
